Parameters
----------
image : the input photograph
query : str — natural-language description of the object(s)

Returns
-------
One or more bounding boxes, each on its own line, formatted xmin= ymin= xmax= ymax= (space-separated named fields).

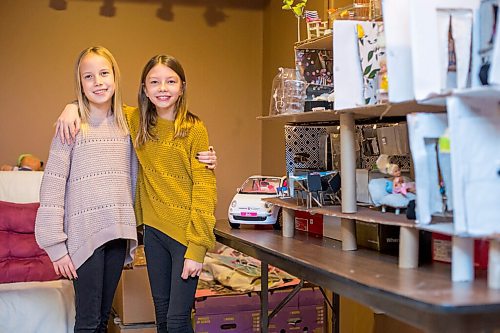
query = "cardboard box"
xmin=323 ymin=215 xmax=341 ymax=241
xmin=382 ymin=0 xmax=415 ymax=103
xmin=295 ymin=211 xmax=323 ymax=236
xmin=108 ymin=321 xmax=156 ymax=333
xmin=355 ymin=221 xmax=400 ymax=255
xmin=409 ymin=0 xmax=482 ymax=98
xmin=333 ymin=20 xmax=365 ymax=110
xmin=356 ymin=169 xmax=387 ymax=204
xmin=113 ymin=266 xmax=155 ymax=325
xmin=407 ymin=112 xmax=449 ymax=225
xmin=432 ymin=233 xmax=489 ymax=270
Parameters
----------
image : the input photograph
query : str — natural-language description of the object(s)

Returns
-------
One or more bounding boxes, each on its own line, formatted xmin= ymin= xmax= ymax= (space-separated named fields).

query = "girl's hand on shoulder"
xmin=181 ymin=258 xmax=203 ymax=279
xmin=54 ymin=103 xmax=81 ymax=145
xmin=196 ymin=146 xmax=217 ymax=170
xmin=53 ymin=254 xmax=78 ymax=280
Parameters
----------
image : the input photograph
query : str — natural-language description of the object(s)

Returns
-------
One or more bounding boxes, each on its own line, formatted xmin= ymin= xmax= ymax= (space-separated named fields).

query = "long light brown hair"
xmin=135 ymin=54 xmax=199 ymax=147
xmin=74 ymin=46 xmax=128 ymax=135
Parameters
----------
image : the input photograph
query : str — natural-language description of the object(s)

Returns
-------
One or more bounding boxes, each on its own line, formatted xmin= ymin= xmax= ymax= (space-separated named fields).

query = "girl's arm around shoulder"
xmin=122 ymin=104 xmax=138 ymax=118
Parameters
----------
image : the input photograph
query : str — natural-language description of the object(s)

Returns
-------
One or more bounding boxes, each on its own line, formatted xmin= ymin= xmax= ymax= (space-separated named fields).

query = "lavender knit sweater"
xmin=35 ymin=115 xmax=138 ymax=270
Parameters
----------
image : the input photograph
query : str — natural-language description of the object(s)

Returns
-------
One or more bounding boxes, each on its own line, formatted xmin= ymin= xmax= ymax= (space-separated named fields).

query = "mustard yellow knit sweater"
xmin=125 ymin=107 xmax=217 ymax=263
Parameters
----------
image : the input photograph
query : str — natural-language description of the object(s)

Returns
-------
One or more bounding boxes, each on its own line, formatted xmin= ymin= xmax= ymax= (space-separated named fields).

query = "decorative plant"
xmin=282 ymin=0 xmax=308 ymax=42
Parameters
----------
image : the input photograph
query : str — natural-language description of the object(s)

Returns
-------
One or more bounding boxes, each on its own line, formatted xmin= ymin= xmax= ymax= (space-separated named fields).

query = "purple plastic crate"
xmin=194 ymin=310 xmax=259 ymax=333
xmin=267 ymin=305 xmax=325 ymax=333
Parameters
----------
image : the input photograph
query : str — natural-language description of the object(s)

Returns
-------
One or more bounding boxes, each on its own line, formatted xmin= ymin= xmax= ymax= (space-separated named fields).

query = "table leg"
xmin=320 ymin=288 xmax=340 ymax=333
xmin=332 ymin=292 xmax=340 ymax=333
xmin=260 ymin=261 xmax=269 ymax=333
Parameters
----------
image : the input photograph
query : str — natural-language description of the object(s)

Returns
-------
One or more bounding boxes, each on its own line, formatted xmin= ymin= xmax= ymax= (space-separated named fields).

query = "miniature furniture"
xmin=306 ymin=173 xmax=323 ymax=207
xmin=305 ymin=10 xmax=329 ymax=40
xmin=306 ymin=20 xmax=329 ymax=40
xmin=323 ymin=172 xmax=341 ymax=205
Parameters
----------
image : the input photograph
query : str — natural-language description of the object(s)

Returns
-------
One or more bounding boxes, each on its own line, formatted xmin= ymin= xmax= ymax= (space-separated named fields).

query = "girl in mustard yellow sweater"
xmin=131 ymin=54 xmax=217 ymax=333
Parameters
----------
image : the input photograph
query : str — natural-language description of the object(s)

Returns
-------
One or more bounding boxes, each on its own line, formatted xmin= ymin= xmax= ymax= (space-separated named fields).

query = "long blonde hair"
xmin=135 ymin=54 xmax=199 ymax=147
xmin=74 ymin=46 xmax=128 ymax=135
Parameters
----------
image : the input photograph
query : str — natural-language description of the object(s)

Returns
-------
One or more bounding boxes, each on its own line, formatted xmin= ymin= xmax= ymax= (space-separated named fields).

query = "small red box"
xmin=431 ymin=233 xmax=489 ymax=270
xmin=294 ymin=211 xmax=323 ymax=236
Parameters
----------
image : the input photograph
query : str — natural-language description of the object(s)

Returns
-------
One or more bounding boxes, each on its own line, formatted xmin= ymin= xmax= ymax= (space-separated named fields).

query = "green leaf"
xmin=363 ymin=64 xmax=372 ymax=76
xmin=368 ymin=50 xmax=374 ymax=62
xmin=368 ymin=69 xmax=380 ymax=79
xmin=365 ymin=98 xmax=371 ymax=104
xmin=293 ymin=7 xmax=302 ymax=16
xmin=282 ymin=0 xmax=292 ymax=10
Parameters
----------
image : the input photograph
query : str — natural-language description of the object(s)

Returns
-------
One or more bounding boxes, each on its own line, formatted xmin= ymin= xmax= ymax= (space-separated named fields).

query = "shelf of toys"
xmin=266 ymin=0 xmax=500 ymax=287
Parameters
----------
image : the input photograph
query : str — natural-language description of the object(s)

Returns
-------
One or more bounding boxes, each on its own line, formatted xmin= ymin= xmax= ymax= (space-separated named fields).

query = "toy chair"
xmin=305 ymin=10 xmax=329 ymax=40
xmin=306 ymin=173 xmax=324 ymax=208
xmin=323 ymin=172 xmax=341 ymax=205
xmin=307 ymin=20 xmax=329 ymax=39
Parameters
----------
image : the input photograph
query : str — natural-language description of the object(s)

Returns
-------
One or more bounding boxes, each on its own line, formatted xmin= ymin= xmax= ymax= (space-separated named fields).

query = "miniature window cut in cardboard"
xmin=438 ymin=8 xmax=473 ymax=90
xmin=478 ymin=0 xmax=498 ymax=85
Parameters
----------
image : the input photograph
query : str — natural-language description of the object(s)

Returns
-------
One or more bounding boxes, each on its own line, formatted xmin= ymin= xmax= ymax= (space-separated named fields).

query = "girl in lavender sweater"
xmin=35 ymin=46 xmax=138 ymax=333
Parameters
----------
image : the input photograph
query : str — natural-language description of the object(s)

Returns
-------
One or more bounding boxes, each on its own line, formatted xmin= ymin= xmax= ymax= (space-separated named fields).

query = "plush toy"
xmin=1 ymin=154 xmax=44 ymax=171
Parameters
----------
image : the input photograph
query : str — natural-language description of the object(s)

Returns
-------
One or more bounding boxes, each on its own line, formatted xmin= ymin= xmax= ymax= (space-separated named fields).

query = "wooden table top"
xmin=214 ymin=220 xmax=500 ymax=332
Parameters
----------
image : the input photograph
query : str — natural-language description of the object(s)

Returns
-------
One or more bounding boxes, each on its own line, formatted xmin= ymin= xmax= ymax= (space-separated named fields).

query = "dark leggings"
xmin=73 ymin=238 xmax=127 ymax=333
xmin=144 ymin=225 xmax=198 ymax=333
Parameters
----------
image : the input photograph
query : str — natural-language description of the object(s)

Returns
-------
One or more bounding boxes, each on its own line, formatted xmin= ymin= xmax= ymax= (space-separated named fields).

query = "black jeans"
xmin=144 ymin=225 xmax=198 ymax=333
xmin=73 ymin=238 xmax=127 ymax=333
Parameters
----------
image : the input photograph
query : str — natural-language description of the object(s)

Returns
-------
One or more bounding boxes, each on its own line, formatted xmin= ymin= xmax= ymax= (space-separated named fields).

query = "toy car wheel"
xmin=229 ymin=221 xmax=240 ymax=229
xmin=272 ymin=209 xmax=283 ymax=230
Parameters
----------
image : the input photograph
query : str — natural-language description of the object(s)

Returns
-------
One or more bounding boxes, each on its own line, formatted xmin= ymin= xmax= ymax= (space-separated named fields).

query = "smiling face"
xmin=143 ymin=63 xmax=183 ymax=119
xmin=79 ymin=53 xmax=115 ymax=112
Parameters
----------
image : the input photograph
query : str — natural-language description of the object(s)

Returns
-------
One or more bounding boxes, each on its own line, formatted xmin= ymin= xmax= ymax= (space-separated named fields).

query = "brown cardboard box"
xmin=108 ymin=320 xmax=156 ymax=333
xmin=112 ymin=266 xmax=155 ymax=325
xmin=323 ymin=215 xmax=342 ymax=241
xmin=355 ymin=220 xmax=399 ymax=255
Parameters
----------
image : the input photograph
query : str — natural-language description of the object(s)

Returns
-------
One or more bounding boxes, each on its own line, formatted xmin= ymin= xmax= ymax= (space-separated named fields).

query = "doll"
xmin=377 ymin=154 xmax=415 ymax=196
xmin=389 ymin=164 xmax=415 ymax=195
xmin=369 ymin=155 xmax=416 ymax=214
